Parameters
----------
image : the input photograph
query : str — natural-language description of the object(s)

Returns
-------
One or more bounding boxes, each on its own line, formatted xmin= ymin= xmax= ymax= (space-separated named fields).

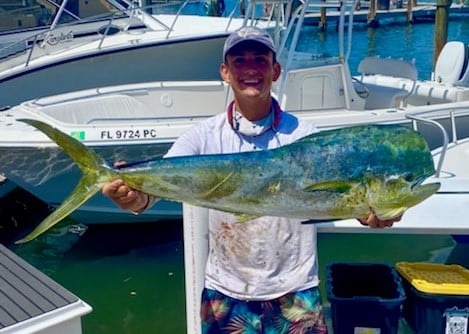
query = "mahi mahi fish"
xmin=16 ymin=119 xmax=440 ymax=243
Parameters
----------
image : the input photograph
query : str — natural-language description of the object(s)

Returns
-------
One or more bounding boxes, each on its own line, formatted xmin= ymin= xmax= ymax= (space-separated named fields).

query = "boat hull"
xmin=0 ymin=35 xmax=227 ymax=108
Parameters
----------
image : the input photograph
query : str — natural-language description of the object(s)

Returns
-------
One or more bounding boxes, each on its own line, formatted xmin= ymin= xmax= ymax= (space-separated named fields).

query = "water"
xmin=5 ymin=213 xmax=458 ymax=334
xmin=3 ymin=18 xmax=469 ymax=334
xmin=6 ymin=217 xmax=459 ymax=334
xmin=296 ymin=19 xmax=469 ymax=80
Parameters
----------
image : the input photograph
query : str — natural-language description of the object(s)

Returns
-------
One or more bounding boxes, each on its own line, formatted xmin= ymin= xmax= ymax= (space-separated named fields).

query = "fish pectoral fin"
xmin=373 ymin=207 xmax=407 ymax=221
xmin=199 ymin=172 xmax=234 ymax=200
xmin=15 ymin=175 xmax=102 ymax=244
xmin=304 ymin=180 xmax=354 ymax=193
xmin=234 ymin=213 xmax=262 ymax=223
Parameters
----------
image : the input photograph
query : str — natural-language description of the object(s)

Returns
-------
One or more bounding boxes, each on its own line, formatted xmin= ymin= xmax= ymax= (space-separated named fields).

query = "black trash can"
xmin=396 ymin=262 xmax=469 ymax=334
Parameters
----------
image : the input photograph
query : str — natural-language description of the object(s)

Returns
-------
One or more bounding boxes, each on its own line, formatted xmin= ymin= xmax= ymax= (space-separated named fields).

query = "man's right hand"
xmin=102 ymin=179 xmax=150 ymax=213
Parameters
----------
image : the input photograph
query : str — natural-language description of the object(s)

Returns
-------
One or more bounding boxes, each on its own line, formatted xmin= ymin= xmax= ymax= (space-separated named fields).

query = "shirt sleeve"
xmin=164 ymin=125 xmax=204 ymax=158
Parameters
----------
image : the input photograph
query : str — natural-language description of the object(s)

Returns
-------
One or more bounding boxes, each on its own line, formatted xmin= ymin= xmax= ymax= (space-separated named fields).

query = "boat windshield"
xmin=0 ymin=0 xmax=123 ymax=34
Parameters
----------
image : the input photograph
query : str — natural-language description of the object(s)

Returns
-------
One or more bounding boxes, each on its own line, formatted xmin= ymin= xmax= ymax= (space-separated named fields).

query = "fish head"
xmin=366 ymin=175 xmax=440 ymax=220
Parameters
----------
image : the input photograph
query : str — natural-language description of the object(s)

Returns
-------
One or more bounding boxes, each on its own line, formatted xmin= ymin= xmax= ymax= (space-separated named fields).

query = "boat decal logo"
xmin=38 ymin=31 xmax=74 ymax=48
xmin=70 ymin=131 xmax=85 ymax=141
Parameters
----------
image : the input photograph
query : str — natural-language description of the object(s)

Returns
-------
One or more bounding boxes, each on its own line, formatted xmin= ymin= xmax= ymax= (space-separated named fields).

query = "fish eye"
xmin=402 ymin=172 xmax=414 ymax=182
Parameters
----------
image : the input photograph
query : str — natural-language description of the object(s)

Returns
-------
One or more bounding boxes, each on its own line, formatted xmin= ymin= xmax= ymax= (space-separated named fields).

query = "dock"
xmin=303 ymin=2 xmax=468 ymax=26
xmin=0 ymin=243 xmax=91 ymax=333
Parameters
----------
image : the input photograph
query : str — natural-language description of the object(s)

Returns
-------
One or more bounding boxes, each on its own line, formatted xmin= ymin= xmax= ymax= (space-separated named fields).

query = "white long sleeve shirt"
xmin=166 ymin=110 xmax=320 ymax=301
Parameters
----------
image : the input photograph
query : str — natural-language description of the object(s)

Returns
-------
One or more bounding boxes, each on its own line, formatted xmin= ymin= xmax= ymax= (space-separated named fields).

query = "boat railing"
xmin=274 ymin=0 xmax=360 ymax=102
xmin=0 ymin=0 xmax=273 ymax=74
xmin=108 ymin=0 xmax=172 ymax=32
xmin=405 ymin=105 xmax=467 ymax=177
xmin=406 ymin=104 xmax=465 ymax=141
xmin=406 ymin=114 xmax=448 ymax=177
xmin=0 ymin=9 xmax=134 ymax=71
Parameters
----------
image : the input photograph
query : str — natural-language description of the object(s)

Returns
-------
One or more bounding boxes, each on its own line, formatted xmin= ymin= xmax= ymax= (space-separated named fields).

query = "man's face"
xmin=220 ymin=43 xmax=281 ymax=100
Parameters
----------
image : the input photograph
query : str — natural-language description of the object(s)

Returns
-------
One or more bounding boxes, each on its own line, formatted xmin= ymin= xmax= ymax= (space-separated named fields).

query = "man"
xmin=103 ymin=27 xmax=400 ymax=333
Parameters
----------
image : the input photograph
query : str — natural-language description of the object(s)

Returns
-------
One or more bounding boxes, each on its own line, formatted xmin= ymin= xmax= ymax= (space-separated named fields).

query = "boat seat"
xmin=40 ymin=94 xmax=154 ymax=124
xmin=356 ymin=57 xmax=418 ymax=109
xmin=434 ymin=41 xmax=469 ymax=87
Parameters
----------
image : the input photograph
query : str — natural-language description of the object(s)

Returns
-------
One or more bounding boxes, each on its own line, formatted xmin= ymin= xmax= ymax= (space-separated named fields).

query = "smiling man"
xmin=103 ymin=26 xmax=400 ymax=333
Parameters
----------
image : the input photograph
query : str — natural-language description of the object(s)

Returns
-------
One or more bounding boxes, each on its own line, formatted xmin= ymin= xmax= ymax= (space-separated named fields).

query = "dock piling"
xmin=433 ymin=0 xmax=451 ymax=71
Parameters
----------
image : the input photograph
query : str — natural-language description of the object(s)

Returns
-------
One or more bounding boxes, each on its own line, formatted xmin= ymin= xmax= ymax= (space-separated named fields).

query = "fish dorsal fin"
xmin=304 ymin=181 xmax=354 ymax=193
xmin=199 ymin=172 xmax=234 ymax=200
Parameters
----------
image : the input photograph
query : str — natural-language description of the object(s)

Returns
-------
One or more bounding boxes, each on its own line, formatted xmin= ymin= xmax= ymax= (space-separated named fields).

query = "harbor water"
xmin=2 ymin=18 xmax=469 ymax=334
xmin=298 ymin=17 xmax=469 ymax=81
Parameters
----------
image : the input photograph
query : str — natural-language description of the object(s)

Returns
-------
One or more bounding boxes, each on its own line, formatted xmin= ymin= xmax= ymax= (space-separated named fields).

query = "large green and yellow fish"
xmin=16 ymin=119 xmax=440 ymax=243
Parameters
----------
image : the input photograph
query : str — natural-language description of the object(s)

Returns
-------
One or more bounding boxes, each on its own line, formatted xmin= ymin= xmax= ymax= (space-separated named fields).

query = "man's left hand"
xmin=358 ymin=211 xmax=402 ymax=228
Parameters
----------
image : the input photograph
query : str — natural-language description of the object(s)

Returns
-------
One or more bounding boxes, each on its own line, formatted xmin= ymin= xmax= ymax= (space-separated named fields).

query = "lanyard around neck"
xmin=226 ymin=97 xmax=282 ymax=132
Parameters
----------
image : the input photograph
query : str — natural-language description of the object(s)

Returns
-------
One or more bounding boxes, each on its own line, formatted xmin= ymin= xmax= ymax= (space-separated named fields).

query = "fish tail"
xmin=15 ymin=119 xmax=112 ymax=244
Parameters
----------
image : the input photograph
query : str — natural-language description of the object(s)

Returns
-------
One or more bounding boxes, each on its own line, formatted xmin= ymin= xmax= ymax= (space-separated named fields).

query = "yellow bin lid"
xmin=395 ymin=262 xmax=469 ymax=295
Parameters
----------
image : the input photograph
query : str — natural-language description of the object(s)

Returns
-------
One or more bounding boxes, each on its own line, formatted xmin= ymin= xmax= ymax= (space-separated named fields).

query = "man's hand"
xmin=358 ymin=210 xmax=402 ymax=228
xmin=102 ymin=179 xmax=150 ymax=213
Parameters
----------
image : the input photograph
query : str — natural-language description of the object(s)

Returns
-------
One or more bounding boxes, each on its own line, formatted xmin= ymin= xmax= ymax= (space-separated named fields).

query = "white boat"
xmin=0 ymin=0 xmax=151 ymax=59
xmin=354 ymin=41 xmax=469 ymax=107
xmin=0 ymin=0 xmax=290 ymax=224
xmin=0 ymin=0 xmax=274 ymax=108
xmin=1 ymin=0 xmax=469 ymax=225
xmin=0 ymin=0 xmax=145 ymax=51
xmin=0 ymin=81 xmax=230 ymax=224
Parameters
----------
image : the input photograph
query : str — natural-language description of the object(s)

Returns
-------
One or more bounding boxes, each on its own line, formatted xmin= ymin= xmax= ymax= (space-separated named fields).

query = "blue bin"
xmin=326 ymin=263 xmax=406 ymax=334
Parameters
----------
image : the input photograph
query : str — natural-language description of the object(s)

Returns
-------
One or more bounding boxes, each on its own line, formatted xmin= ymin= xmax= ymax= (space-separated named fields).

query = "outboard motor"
xmin=434 ymin=41 xmax=469 ymax=87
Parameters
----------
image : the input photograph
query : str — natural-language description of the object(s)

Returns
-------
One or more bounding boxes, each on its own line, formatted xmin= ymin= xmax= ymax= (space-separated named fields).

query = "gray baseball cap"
xmin=223 ymin=26 xmax=276 ymax=59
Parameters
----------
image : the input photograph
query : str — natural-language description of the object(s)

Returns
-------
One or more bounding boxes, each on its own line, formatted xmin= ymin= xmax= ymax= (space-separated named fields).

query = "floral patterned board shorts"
xmin=200 ymin=287 xmax=328 ymax=334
